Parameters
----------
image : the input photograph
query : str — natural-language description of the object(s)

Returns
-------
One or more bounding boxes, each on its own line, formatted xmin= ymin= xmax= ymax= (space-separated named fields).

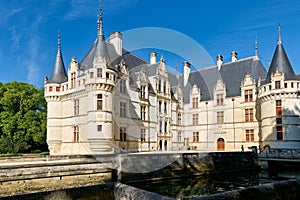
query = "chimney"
xmin=183 ymin=61 xmax=191 ymax=86
xmin=231 ymin=51 xmax=237 ymax=62
xmin=109 ymin=31 xmax=122 ymax=55
xmin=216 ymin=54 xmax=223 ymax=70
xmin=150 ymin=52 xmax=157 ymax=64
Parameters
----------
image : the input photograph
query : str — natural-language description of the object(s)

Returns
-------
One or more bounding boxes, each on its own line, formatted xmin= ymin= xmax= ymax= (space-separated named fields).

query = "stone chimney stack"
xmin=231 ymin=51 xmax=237 ymax=62
xmin=217 ymin=54 xmax=223 ymax=70
xmin=150 ymin=52 xmax=157 ymax=64
xmin=183 ymin=61 xmax=191 ymax=86
xmin=109 ymin=31 xmax=122 ymax=55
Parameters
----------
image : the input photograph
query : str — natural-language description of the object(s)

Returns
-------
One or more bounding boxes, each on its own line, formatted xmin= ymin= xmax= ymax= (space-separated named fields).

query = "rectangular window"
xmin=178 ymin=131 xmax=182 ymax=142
xmin=217 ymin=111 xmax=224 ymax=124
xmin=56 ymin=87 xmax=60 ymax=92
xmin=291 ymin=82 xmax=294 ymax=88
xmin=244 ymin=89 xmax=253 ymax=102
xmin=71 ymin=72 xmax=76 ymax=89
xmin=277 ymin=126 xmax=283 ymax=140
xmin=193 ymin=114 xmax=199 ymax=125
xmin=141 ymin=105 xmax=146 ymax=120
xmin=106 ymin=72 xmax=110 ymax=79
xmin=97 ymin=68 xmax=102 ymax=78
xmin=120 ymin=102 xmax=126 ymax=117
xmin=275 ymin=81 xmax=281 ymax=89
xmin=97 ymin=94 xmax=103 ymax=110
xmin=284 ymin=83 xmax=287 ymax=88
xmin=177 ymin=113 xmax=182 ymax=125
xmin=246 ymin=129 xmax=254 ymax=142
xmin=141 ymin=128 xmax=146 ymax=142
xmin=90 ymin=72 xmax=94 ymax=78
xmin=163 ymin=81 xmax=166 ymax=93
xmin=245 ymin=108 xmax=254 ymax=122
xmin=97 ymin=125 xmax=102 ymax=132
xmin=159 ymin=121 xmax=162 ymax=132
xmin=164 ymin=121 xmax=168 ymax=133
xmin=276 ymin=118 xmax=282 ymax=124
xmin=276 ymin=100 xmax=282 ymax=116
xmin=276 ymin=100 xmax=282 ymax=107
xmin=192 ymin=97 xmax=198 ymax=109
xmin=184 ymin=138 xmax=189 ymax=147
xmin=120 ymin=79 xmax=126 ymax=94
xmin=120 ymin=127 xmax=127 ymax=141
xmin=164 ymin=102 xmax=167 ymax=114
xmin=193 ymin=132 xmax=199 ymax=142
xmin=217 ymin=94 xmax=224 ymax=105
xmin=49 ymin=86 xmax=53 ymax=92
xmin=159 ymin=101 xmax=162 ymax=113
xmin=140 ymin=85 xmax=146 ymax=99
xmin=74 ymin=99 xmax=79 ymax=116
xmin=73 ymin=126 xmax=79 ymax=142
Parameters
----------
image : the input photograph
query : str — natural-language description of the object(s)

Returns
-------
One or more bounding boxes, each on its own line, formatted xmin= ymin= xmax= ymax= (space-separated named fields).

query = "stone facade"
xmin=44 ymin=11 xmax=300 ymax=155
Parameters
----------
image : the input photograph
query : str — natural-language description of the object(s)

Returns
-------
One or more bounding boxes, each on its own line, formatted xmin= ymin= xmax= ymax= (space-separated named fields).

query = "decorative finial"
xmin=268 ymin=55 xmax=270 ymax=68
xmin=255 ymin=36 xmax=258 ymax=57
xmin=278 ymin=23 xmax=281 ymax=44
xmin=57 ymin=30 xmax=61 ymax=52
xmin=97 ymin=0 xmax=104 ymax=37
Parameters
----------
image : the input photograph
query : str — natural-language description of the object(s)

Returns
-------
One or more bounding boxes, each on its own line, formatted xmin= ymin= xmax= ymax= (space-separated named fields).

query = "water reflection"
xmin=127 ymin=171 xmax=290 ymax=199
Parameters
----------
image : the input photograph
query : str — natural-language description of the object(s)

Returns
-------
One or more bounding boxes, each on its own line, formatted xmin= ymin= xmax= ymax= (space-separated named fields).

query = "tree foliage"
xmin=0 ymin=82 xmax=47 ymax=153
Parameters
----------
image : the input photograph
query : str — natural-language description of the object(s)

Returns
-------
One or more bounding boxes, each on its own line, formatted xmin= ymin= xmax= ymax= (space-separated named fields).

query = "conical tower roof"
xmin=48 ymin=31 xmax=67 ymax=84
xmin=79 ymin=1 xmax=116 ymax=70
xmin=264 ymin=25 xmax=296 ymax=83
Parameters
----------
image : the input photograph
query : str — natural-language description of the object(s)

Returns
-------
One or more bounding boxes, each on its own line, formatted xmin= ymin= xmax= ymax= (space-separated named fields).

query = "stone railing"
xmin=259 ymin=148 xmax=300 ymax=159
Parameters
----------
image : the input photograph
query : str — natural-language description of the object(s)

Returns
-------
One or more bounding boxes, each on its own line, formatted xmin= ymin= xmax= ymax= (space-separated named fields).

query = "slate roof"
xmin=180 ymin=57 xmax=266 ymax=102
xmin=48 ymin=32 xmax=67 ymax=84
xmin=263 ymin=42 xmax=297 ymax=83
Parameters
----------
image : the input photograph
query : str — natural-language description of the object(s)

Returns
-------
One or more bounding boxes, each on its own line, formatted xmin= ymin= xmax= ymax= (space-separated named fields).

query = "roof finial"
xmin=97 ymin=0 xmax=104 ymax=38
xmin=278 ymin=23 xmax=281 ymax=44
xmin=57 ymin=30 xmax=61 ymax=52
xmin=255 ymin=36 xmax=258 ymax=57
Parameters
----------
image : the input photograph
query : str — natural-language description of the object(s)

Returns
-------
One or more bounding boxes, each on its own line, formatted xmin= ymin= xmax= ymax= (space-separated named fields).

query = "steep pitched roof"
xmin=264 ymin=26 xmax=297 ymax=83
xmin=48 ymin=31 xmax=67 ymax=84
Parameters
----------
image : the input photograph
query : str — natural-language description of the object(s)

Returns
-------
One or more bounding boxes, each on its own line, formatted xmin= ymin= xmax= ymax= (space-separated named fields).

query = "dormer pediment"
xmin=241 ymin=74 xmax=255 ymax=87
xmin=214 ymin=79 xmax=226 ymax=92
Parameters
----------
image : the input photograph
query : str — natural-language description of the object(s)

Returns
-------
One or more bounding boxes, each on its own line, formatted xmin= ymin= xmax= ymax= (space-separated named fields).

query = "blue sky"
xmin=1 ymin=0 xmax=300 ymax=87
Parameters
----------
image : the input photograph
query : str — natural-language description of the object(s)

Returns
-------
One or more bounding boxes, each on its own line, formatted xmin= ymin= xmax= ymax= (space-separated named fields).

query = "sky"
xmin=1 ymin=0 xmax=300 ymax=87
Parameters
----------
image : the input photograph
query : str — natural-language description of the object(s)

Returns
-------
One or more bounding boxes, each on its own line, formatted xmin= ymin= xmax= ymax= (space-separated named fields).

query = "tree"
xmin=0 ymin=82 xmax=47 ymax=153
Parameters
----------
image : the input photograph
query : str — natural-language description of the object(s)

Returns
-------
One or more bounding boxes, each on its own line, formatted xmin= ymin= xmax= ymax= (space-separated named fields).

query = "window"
xmin=141 ymin=128 xmax=146 ymax=142
xmin=56 ymin=87 xmax=60 ymax=92
xmin=177 ymin=113 xmax=182 ymax=125
xmin=71 ymin=72 xmax=76 ymax=89
xmin=74 ymin=99 xmax=79 ymax=116
xmin=178 ymin=131 xmax=182 ymax=142
xmin=120 ymin=79 xmax=126 ymax=94
xmin=97 ymin=125 xmax=102 ymax=132
xmin=120 ymin=102 xmax=126 ymax=117
xmin=97 ymin=68 xmax=102 ymax=78
xmin=192 ymin=97 xmax=198 ymax=109
xmin=193 ymin=132 xmax=199 ymax=142
xmin=159 ymin=101 xmax=162 ymax=113
xmin=97 ymin=94 xmax=103 ymax=110
xmin=159 ymin=121 xmax=162 ymax=132
xmin=78 ymin=80 xmax=80 ymax=87
xmin=120 ymin=127 xmax=127 ymax=141
xmin=193 ymin=114 xmax=199 ymax=125
xmin=140 ymin=85 xmax=146 ymax=99
xmin=217 ymin=94 xmax=224 ymax=105
xmin=246 ymin=129 xmax=254 ymax=142
xmin=217 ymin=111 xmax=224 ymax=124
xmin=106 ymin=72 xmax=110 ymax=79
xmin=73 ymin=126 xmax=79 ymax=142
xmin=277 ymin=126 xmax=283 ymax=140
xmin=276 ymin=100 xmax=282 ymax=116
xmin=164 ymin=121 xmax=168 ymax=133
xmin=83 ymin=79 xmax=85 ymax=85
xmin=141 ymin=105 xmax=146 ymax=120
xmin=284 ymin=83 xmax=287 ymax=88
xmin=49 ymin=86 xmax=53 ymax=92
xmin=244 ymin=89 xmax=253 ymax=102
xmin=245 ymin=108 xmax=254 ymax=122
xmin=276 ymin=118 xmax=282 ymax=124
xmin=164 ymin=102 xmax=167 ymax=114
xmin=291 ymin=82 xmax=294 ymax=88
xmin=184 ymin=138 xmax=189 ymax=147
xmin=90 ymin=72 xmax=94 ymax=78
xmin=275 ymin=81 xmax=281 ymax=89
xmin=163 ymin=81 xmax=166 ymax=93
xmin=158 ymin=80 xmax=161 ymax=92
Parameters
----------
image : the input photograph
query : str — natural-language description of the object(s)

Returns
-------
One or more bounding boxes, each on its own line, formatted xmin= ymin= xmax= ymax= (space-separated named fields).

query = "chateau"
xmin=44 ymin=6 xmax=300 ymax=155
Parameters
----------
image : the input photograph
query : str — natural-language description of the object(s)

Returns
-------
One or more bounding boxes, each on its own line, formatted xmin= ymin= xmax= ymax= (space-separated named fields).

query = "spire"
xmin=48 ymin=30 xmax=67 ymax=84
xmin=264 ymin=25 xmax=295 ymax=83
xmin=255 ymin=36 xmax=258 ymax=57
xmin=278 ymin=23 xmax=281 ymax=44
xmin=97 ymin=0 xmax=104 ymax=39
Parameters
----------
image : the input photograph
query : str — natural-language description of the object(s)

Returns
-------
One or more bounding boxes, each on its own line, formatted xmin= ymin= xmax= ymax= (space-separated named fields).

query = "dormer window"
xmin=140 ymin=85 xmax=146 ymax=99
xmin=71 ymin=72 xmax=76 ymax=89
xmin=120 ymin=79 xmax=126 ymax=94
xmin=217 ymin=94 xmax=224 ymax=106
xmin=192 ymin=97 xmax=198 ymax=109
xmin=244 ymin=89 xmax=253 ymax=102
xmin=97 ymin=68 xmax=102 ymax=78
xmin=275 ymin=81 xmax=280 ymax=89
xmin=158 ymin=80 xmax=161 ymax=92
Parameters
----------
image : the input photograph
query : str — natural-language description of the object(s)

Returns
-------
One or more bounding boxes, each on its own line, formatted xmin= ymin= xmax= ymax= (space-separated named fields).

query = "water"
xmin=127 ymin=170 xmax=295 ymax=199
